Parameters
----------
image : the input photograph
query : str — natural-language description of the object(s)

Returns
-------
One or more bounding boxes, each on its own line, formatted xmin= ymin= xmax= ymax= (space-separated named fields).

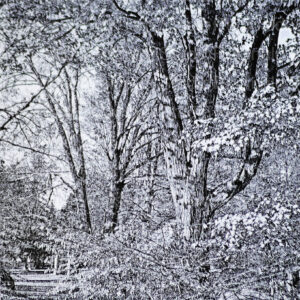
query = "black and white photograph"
xmin=0 ymin=0 xmax=299 ymax=299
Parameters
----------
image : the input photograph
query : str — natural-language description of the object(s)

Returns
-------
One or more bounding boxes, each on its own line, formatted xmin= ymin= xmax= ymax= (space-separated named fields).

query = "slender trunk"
xmin=104 ymin=77 xmax=125 ymax=233
xmin=267 ymin=12 xmax=286 ymax=87
xmin=73 ymin=71 xmax=92 ymax=233
xmin=106 ymin=139 xmax=125 ymax=232
xmin=106 ymin=147 xmax=124 ymax=232
xmin=145 ymin=142 xmax=158 ymax=217
xmin=150 ymin=30 xmax=183 ymax=134
xmin=185 ymin=0 xmax=197 ymax=121
xmin=75 ymin=166 xmax=92 ymax=233
xmin=245 ymin=27 xmax=267 ymax=100
xmin=109 ymin=176 xmax=124 ymax=232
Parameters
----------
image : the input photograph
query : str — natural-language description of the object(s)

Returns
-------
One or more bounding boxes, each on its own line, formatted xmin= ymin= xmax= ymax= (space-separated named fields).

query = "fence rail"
xmin=1 ymin=269 xmax=70 ymax=300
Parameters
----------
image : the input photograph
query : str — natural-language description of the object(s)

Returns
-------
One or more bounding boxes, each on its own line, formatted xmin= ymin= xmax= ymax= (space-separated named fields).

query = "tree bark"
xmin=149 ymin=1 xmax=220 ymax=240
xmin=267 ymin=12 xmax=287 ymax=87
xmin=185 ymin=0 xmax=197 ymax=121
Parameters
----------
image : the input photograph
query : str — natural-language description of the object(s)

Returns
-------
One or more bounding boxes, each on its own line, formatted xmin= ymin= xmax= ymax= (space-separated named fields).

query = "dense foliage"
xmin=0 ymin=0 xmax=299 ymax=299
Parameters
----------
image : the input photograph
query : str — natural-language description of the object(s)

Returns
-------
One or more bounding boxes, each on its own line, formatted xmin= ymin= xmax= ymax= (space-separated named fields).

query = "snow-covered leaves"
xmin=212 ymin=195 xmax=299 ymax=251
xmin=191 ymin=82 xmax=299 ymax=157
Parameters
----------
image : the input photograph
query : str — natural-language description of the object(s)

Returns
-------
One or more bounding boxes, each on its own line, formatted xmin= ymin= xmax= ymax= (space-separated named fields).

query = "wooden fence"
xmin=0 ymin=269 xmax=69 ymax=299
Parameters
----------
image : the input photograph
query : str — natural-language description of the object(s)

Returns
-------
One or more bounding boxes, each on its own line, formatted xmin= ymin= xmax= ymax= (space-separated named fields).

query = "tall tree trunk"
xmin=73 ymin=69 xmax=92 ymax=233
xmin=105 ymin=146 xmax=125 ymax=232
xmin=150 ymin=1 xmax=219 ymax=240
xmin=145 ymin=142 xmax=159 ymax=217
xmin=75 ymin=165 xmax=92 ymax=233
xmin=107 ymin=173 xmax=124 ymax=232
xmin=104 ymin=76 xmax=125 ymax=233
xmin=102 ymin=72 xmax=153 ymax=232
xmin=267 ymin=12 xmax=287 ymax=87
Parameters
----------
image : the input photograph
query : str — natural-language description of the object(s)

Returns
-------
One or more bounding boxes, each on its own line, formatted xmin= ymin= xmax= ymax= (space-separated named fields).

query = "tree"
xmin=88 ymin=37 xmax=157 ymax=232
xmin=111 ymin=0 xmax=299 ymax=241
xmin=0 ymin=0 xmax=299 ymax=298
xmin=27 ymin=54 xmax=92 ymax=233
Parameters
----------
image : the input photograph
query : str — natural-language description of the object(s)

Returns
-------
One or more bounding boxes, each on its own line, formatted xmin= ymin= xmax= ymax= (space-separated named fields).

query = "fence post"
xmin=67 ymin=253 xmax=71 ymax=277
xmin=53 ymin=254 xmax=58 ymax=275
